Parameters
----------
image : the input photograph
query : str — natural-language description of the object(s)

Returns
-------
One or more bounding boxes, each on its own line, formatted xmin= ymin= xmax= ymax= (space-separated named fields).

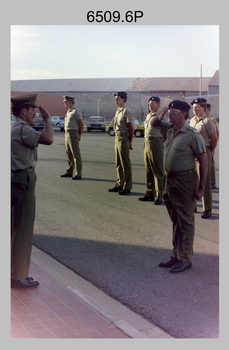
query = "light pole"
xmin=97 ymin=99 xmax=101 ymax=116
xmin=199 ymin=64 xmax=202 ymax=96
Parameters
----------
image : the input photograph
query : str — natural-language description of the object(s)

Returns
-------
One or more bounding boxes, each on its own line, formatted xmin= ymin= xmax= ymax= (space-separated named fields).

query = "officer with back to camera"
xmin=11 ymin=94 xmax=53 ymax=288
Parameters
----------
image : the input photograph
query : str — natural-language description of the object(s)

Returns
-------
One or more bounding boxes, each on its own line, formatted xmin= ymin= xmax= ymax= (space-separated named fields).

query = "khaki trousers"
xmin=65 ymin=130 xmax=82 ymax=177
xmin=144 ymin=138 xmax=165 ymax=197
xmin=163 ymin=170 xmax=198 ymax=263
xmin=11 ymin=168 xmax=36 ymax=280
xmin=196 ymin=146 xmax=212 ymax=211
xmin=115 ymin=136 xmax=132 ymax=190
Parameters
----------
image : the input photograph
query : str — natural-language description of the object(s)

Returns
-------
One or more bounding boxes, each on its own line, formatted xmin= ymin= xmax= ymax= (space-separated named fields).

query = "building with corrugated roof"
xmin=11 ymin=71 xmax=219 ymax=120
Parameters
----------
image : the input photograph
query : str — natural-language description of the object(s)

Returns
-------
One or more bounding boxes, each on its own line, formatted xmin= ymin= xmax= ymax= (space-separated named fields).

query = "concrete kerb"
xmin=31 ymin=245 xmax=172 ymax=339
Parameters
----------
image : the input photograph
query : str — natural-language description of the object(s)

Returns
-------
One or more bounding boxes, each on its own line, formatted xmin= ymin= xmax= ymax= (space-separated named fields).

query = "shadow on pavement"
xmin=33 ymin=234 xmax=219 ymax=339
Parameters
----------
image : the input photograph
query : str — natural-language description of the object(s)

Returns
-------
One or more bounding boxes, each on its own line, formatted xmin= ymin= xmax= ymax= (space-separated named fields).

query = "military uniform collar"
xmin=194 ymin=114 xmax=205 ymax=122
xmin=14 ymin=116 xmax=29 ymax=125
xmin=150 ymin=111 xmax=157 ymax=116
xmin=172 ymin=121 xmax=189 ymax=135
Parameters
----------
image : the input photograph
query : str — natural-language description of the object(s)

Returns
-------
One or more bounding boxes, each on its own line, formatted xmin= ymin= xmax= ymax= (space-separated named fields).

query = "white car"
xmin=87 ymin=116 xmax=106 ymax=132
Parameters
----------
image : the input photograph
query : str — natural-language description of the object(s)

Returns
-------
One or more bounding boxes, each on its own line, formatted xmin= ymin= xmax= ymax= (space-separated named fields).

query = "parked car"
xmin=30 ymin=113 xmax=44 ymax=131
xmin=87 ymin=116 xmax=106 ymax=132
xmin=134 ymin=124 xmax=144 ymax=137
xmin=51 ymin=116 xmax=65 ymax=126
xmin=108 ymin=126 xmax=115 ymax=136
xmin=59 ymin=121 xmax=65 ymax=132
xmin=108 ymin=119 xmax=144 ymax=137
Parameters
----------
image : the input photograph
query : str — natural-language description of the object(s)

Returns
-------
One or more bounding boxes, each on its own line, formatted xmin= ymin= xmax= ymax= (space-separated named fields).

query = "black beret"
xmin=148 ymin=96 xmax=160 ymax=103
xmin=191 ymin=97 xmax=207 ymax=105
xmin=169 ymin=100 xmax=191 ymax=112
xmin=114 ymin=91 xmax=127 ymax=100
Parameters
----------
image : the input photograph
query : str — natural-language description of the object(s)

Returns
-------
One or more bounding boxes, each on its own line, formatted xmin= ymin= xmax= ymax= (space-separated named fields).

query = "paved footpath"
xmin=11 ymin=246 xmax=172 ymax=339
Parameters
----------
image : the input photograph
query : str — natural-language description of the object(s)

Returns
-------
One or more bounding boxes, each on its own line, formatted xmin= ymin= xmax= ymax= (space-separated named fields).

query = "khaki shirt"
xmin=164 ymin=122 xmax=206 ymax=172
xmin=209 ymin=116 xmax=218 ymax=128
xmin=144 ymin=112 xmax=163 ymax=139
xmin=189 ymin=115 xmax=216 ymax=147
xmin=113 ymin=107 xmax=133 ymax=135
xmin=11 ymin=117 xmax=41 ymax=171
xmin=65 ymin=108 xmax=82 ymax=132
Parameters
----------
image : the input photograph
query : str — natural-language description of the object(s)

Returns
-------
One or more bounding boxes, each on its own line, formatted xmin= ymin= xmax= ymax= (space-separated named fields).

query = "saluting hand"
xmin=158 ymin=107 xmax=169 ymax=121
xmin=39 ymin=107 xmax=51 ymax=122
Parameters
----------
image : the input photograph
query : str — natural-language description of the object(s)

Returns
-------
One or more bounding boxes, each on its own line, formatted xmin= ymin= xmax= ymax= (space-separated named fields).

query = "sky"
xmin=11 ymin=25 xmax=219 ymax=81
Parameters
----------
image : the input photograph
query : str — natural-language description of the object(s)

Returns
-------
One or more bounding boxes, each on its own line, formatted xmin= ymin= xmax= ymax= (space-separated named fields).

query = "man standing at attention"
xmin=205 ymin=103 xmax=219 ymax=190
xmin=190 ymin=98 xmax=218 ymax=218
xmin=139 ymin=96 xmax=165 ymax=204
xmin=11 ymin=94 xmax=53 ymax=288
xmin=61 ymin=96 xmax=84 ymax=180
xmin=108 ymin=91 xmax=134 ymax=195
xmin=152 ymin=100 xmax=208 ymax=273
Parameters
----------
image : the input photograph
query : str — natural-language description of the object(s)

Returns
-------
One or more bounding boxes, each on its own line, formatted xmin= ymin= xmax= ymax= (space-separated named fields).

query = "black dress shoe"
xmin=201 ymin=210 xmax=212 ymax=219
xmin=158 ymin=256 xmax=179 ymax=268
xmin=61 ymin=173 xmax=72 ymax=178
xmin=119 ymin=189 xmax=131 ymax=195
xmin=139 ymin=194 xmax=154 ymax=202
xmin=11 ymin=277 xmax=39 ymax=288
xmin=169 ymin=260 xmax=192 ymax=273
xmin=154 ymin=197 xmax=163 ymax=205
xmin=72 ymin=175 xmax=81 ymax=180
xmin=108 ymin=186 xmax=122 ymax=192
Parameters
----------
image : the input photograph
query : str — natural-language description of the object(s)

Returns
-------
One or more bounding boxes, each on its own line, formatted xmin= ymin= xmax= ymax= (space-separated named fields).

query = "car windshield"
xmin=33 ymin=115 xmax=43 ymax=123
xmin=52 ymin=116 xmax=64 ymax=120
xmin=90 ymin=117 xmax=104 ymax=122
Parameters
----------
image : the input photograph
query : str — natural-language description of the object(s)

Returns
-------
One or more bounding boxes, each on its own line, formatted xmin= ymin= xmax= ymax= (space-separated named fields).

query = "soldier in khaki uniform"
xmin=61 ymin=96 xmax=84 ymax=180
xmin=190 ymin=98 xmax=218 ymax=219
xmin=152 ymin=100 xmax=208 ymax=273
xmin=108 ymin=92 xmax=134 ymax=195
xmin=205 ymin=103 xmax=219 ymax=189
xmin=139 ymin=96 xmax=165 ymax=204
xmin=11 ymin=94 xmax=53 ymax=288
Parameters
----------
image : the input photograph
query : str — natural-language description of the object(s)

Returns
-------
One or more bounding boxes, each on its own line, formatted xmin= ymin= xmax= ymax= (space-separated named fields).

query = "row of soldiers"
xmin=60 ymin=93 xmax=217 ymax=273
xmin=10 ymin=92 xmax=218 ymax=289
xmin=60 ymin=94 xmax=218 ymax=219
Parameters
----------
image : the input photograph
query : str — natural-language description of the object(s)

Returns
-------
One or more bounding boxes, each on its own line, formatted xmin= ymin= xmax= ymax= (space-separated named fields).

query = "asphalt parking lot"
xmin=33 ymin=129 xmax=219 ymax=338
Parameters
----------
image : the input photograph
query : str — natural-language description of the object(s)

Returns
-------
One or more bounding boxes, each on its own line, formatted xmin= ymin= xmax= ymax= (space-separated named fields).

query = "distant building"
xmin=11 ymin=71 xmax=219 ymax=120
xmin=208 ymin=70 xmax=219 ymax=95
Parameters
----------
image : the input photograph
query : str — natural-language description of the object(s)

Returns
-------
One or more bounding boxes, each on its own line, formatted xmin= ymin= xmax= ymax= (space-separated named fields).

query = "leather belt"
xmin=167 ymin=169 xmax=196 ymax=177
xmin=11 ymin=166 xmax=34 ymax=173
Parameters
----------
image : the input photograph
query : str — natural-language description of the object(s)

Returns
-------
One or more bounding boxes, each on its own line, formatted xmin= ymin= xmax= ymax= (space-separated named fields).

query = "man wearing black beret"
xmin=151 ymin=100 xmax=208 ymax=273
xmin=190 ymin=98 xmax=218 ymax=218
xmin=139 ymin=96 xmax=165 ymax=204
xmin=108 ymin=92 xmax=134 ymax=195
